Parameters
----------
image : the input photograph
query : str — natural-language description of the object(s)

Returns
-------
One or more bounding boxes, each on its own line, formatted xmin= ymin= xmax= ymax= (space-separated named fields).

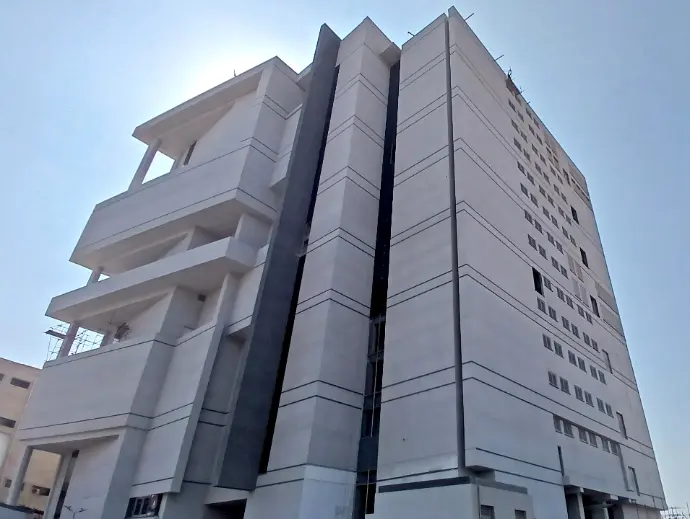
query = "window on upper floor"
xmin=571 ymin=207 xmax=579 ymax=224
xmin=570 ymin=235 xmax=576 ymax=247
xmin=528 ymin=235 xmax=537 ymax=250
xmin=591 ymin=338 xmax=599 ymax=351
xmin=548 ymin=306 xmax=557 ymax=321
xmin=566 ymin=215 xmax=572 ymax=225
xmin=10 ymin=378 xmax=30 ymax=389
xmin=585 ymin=312 xmax=593 ymax=324
xmin=560 ymin=377 xmax=570 ymax=394
xmin=518 ymin=112 xmax=525 ymax=122
xmin=0 ymin=416 xmax=16 ymax=428
xmin=512 ymin=120 xmax=519 ymax=131
xmin=565 ymin=295 xmax=573 ymax=308
xmin=590 ymin=366 xmax=598 ymax=379
xmin=539 ymin=245 xmax=547 ymax=258
xmin=583 ymin=333 xmax=591 ymax=346
xmin=597 ymin=398 xmax=605 ymax=413
xmin=551 ymin=215 xmax=558 ymax=227
xmin=562 ymin=227 xmax=569 ymax=239
xmin=515 ymin=510 xmax=527 ymax=519
xmin=547 ymin=195 xmax=554 ymax=206
xmin=553 ymin=415 xmax=562 ymax=432
xmin=521 ymin=131 xmax=528 ymax=142
xmin=533 ymin=268 xmax=544 ymax=295
xmin=543 ymin=206 xmax=549 ymax=218
xmin=588 ymin=432 xmax=598 ymax=447
xmin=568 ymin=351 xmax=577 ymax=365
xmin=578 ymin=428 xmax=588 ymax=443
xmin=517 ymin=162 xmax=526 ymax=174
xmin=584 ymin=391 xmax=594 ymax=406
xmin=543 ymin=277 xmax=552 ymax=290
xmin=591 ymin=297 xmax=600 ymax=317
xmin=527 ymin=172 xmax=535 ymax=184
xmin=524 ymin=150 xmax=531 ymax=161
xmin=535 ymin=220 xmax=543 ymax=233
xmin=563 ymin=421 xmax=574 ymax=437
xmin=574 ymin=385 xmax=583 ymax=401
xmin=521 ymin=184 xmax=529 ymax=196
xmin=532 ymin=144 xmax=539 ymax=154
xmin=603 ymin=350 xmax=612 ymax=373
xmin=610 ymin=442 xmax=619 ymax=455
xmin=562 ymin=316 xmax=570 ymax=331
xmin=182 ymin=141 xmax=196 ymax=166
xmin=548 ymin=371 xmax=558 ymax=387
xmin=538 ymin=298 xmax=546 ymax=313
xmin=531 ymin=194 xmax=538 ymax=207
xmin=598 ymin=370 xmax=607 ymax=384
xmin=481 ymin=505 xmax=495 ymax=519
xmin=606 ymin=403 xmax=614 ymax=417
xmin=580 ymin=248 xmax=589 ymax=268
xmin=514 ymin=138 xmax=522 ymax=151
xmin=560 ymin=266 xmax=568 ymax=278
xmin=552 ymin=257 xmax=559 ymax=270
xmin=556 ymin=242 xmax=564 ymax=253
xmin=539 ymin=185 xmax=546 ymax=197
xmin=602 ymin=438 xmax=610 ymax=452
xmin=509 ymin=100 xmax=516 ymax=112
xmin=524 ymin=210 xmax=533 ymax=224
xmin=543 ymin=334 xmax=552 ymax=350
xmin=571 ymin=324 xmax=580 ymax=338
xmin=529 ymin=125 xmax=535 ymax=135
xmin=547 ymin=232 xmax=555 ymax=245
xmin=577 ymin=358 xmax=586 ymax=371
xmin=554 ymin=342 xmax=564 ymax=357
xmin=577 ymin=305 xmax=584 ymax=317
xmin=557 ymin=288 xmax=564 ymax=301
xmin=629 ymin=467 xmax=640 ymax=495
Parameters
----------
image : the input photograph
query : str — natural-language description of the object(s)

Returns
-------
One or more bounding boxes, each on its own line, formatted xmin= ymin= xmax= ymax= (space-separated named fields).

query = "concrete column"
xmin=7 ymin=446 xmax=33 ymax=505
xmin=43 ymin=452 xmax=71 ymax=519
xmin=566 ymin=490 xmax=586 ymax=519
xmin=87 ymin=266 xmax=103 ymax=284
xmin=58 ymin=267 xmax=104 ymax=357
xmin=591 ymin=505 xmax=611 ymax=519
xmin=128 ymin=138 xmax=161 ymax=191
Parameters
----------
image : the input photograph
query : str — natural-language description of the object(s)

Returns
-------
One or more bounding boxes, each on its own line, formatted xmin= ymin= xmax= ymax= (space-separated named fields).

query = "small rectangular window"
xmin=588 ymin=432 xmax=598 ymax=447
xmin=585 ymin=313 xmax=592 ymax=324
xmin=543 ymin=278 xmax=552 ymax=290
xmin=591 ymin=297 xmax=600 ymax=317
xmin=514 ymin=138 xmax=522 ymax=150
xmin=532 ymin=144 xmax=539 ymax=154
xmin=548 ymin=371 xmax=558 ymax=387
xmin=554 ymin=342 xmax=563 ymax=357
xmin=551 ymin=215 xmax=558 ymax=227
xmin=529 ymin=125 xmax=535 ymax=134
xmin=553 ymin=416 xmax=562 ymax=433
xmin=583 ymin=333 xmax=591 ymax=346
xmin=611 ymin=442 xmax=619 ymax=455
xmin=543 ymin=207 xmax=549 ymax=218
xmin=606 ymin=403 xmax=613 ymax=417
xmin=558 ymin=207 xmax=565 ymax=218
xmin=563 ymin=422 xmax=574 ymax=437
xmin=577 ymin=305 xmax=585 ymax=317
xmin=560 ymin=377 xmax=570 ymax=394
xmin=527 ymin=172 xmax=535 ymax=184
xmin=562 ymin=227 xmax=569 ymax=238
xmin=10 ymin=378 xmax=30 ymax=389
xmin=552 ymin=257 xmax=559 ymax=269
xmin=579 ymin=428 xmax=588 ymax=443
xmin=568 ymin=351 xmax=577 ymax=365
xmin=521 ymin=131 xmax=527 ymax=142
xmin=538 ymin=298 xmax=546 ymax=313
xmin=481 ymin=505 xmax=495 ymax=519
xmin=543 ymin=334 xmax=552 ymax=350
xmin=602 ymin=438 xmax=610 ymax=452
xmin=584 ymin=392 xmax=593 ymax=406
xmin=547 ymin=233 xmax=555 ymax=245
xmin=556 ymin=242 xmax=563 ymax=253
xmin=0 ymin=416 xmax=17 ymax=428
xmin=531 ymin=194 xmax=538 ymax=206
xmin=562 ymin=317 xmax=570 ymax=331
xmin=525 ymin=210 xmax=533 ymax=223
xmin=557 ymin=288 xmax=564 ymax=300
xmin=539 ymin=245 xmax=547 ymax=258
xmin=598 ymin=370 xmax=607 ymax=384
xmin=512 ymin=120 xmax=519 ymax=131
xmin=183 ymin=141 xmax=196 ymax=166
xmin=575 ymin=386 xmax=583 ymax=401
xmin=525 ymin=150 xmax=531 ymax=161
xmin=592 ymin=339 xmax=599 ymax=352
xmin=580 ymin=248 xmax=589 ymax=268
xmin=571 ymin=207 xmax=579 ymax=224
xmin=528 ymin=235 xmax=537 ymax=249
xmin=571 ymin=325 xmax=579 ymax=338
xmin=549 ymin=307 xmax=557 ymax=321
xmin=518 ymin=112 xmax=525 ymax=122
xmin=629 ymin=467 xmax=640 ymax=495
xmin=515 ymin=511 xmax=527 ymax=519
xmin=548 ymin=195 xmax=554 ymax=206
xmin=590 ymin=366 xmax=598 ymax=379
xmin=509 ymin=100 xmax=516 ymax=111
xmin=537 ymin=135 xmax=543 ymax=144
xmin=577 ymin=358 xmax=586 ymax=371
xmin=521 ymin=184 xmax=529 ymax=195
xmin=517 ymin=162 xmax=525 ymax=174
xmin=566 ymin=216 xmax=572 ymax=225
xmin=534 ymin=220 xmax=542 ymax=233
xmin=533 ymin=268 xmax=544 ymax=295
xmin=570 ymin=236 xmax=576 ymax=246
xmin=597 ymin=398 xmax=605 ymax=412
xmin=554 ymin=185 xmax=560 ymax=195
xmin=603 ymin=350 xmax=612 ymax=372
xmin=566 ymin=295 xmax=573 ymax=308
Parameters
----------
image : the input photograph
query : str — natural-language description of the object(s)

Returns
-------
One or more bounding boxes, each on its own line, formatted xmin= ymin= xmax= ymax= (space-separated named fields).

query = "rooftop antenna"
xmin=493 ymin=54 xmax=504 ymax=62
xmin=407 ymin=31 xmax=415 ymax=37
xmin=233 ymin=69 xmax=237 ymax=77
xmin=464 ymin=13 xmax=474 ymax=21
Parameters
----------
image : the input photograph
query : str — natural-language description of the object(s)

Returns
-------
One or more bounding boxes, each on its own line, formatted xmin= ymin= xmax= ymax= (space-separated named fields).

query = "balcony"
xmin=71 ymin=146 xmax=279 ymax=271
xmin=17 ymin=334 xmax=171 ymax=442
xmin=48 ymin=236 xmax=256 ymax=332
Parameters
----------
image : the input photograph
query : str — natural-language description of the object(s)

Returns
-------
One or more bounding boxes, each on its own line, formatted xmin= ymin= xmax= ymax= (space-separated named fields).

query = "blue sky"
xmin=1 ymin=0 xmax=687 ymax=508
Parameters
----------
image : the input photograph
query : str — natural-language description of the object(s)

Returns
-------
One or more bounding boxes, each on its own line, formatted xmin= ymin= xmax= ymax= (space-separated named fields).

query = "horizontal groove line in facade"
xmin=316 ymin=173 xmax=380 ymax=204
xmin=333 ymin=74 xmax=387 ymax=107
xmin=396 ymin=91 xmax=446 ymax=133
xmin=295 ymin=291 xmax=370 ymax=319
xmin=281 ymin=379 xmax=363 ymax=397
xmin=297 ymin=287 xmax=370 ymax=313
xmin=278 ymin=394 xmax=361 ymax=410
xmin=307 ymin=226 xmax=375 ymax=257
xmin=398 ymin=51 xmax=445 ymax=92
xmin=319 ymin=164 xmax=380 ymax=192
xmin=326 ymin=116 xmax=384 ymax=149
xmin=393 ymin=146 xmax=448 ymax=182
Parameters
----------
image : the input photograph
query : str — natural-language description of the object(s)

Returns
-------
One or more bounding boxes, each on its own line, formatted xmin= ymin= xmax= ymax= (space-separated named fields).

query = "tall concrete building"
xmin=9 ymin=8 xmax=665 ymax=519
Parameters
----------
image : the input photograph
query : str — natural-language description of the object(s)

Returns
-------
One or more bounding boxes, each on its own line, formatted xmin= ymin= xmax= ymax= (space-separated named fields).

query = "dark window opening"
xmin=571 ymin=206 xmax=579 ymax=224
xmin=354 ymin=470 xmax=377 ymax=519
xmin=0 ymin=416 xmax=17 ymax=428
xmin=533 ymin=268 xmax=544 ymax=295
xmin=182 ymin=141 xmax=196 ymax=166
xmin=591 ymin=296 xmax=600 ymax=317
xmin=617 ymin=412 xmax=628 ymax=438
xmin=580 ymin=248 xmax=589 ymax=268
xmin=125 ymin=494 xmax=162 ymax=518
xmin=9 ymin=378 xmax=30 ymax=389
xmin=603 ymin=350 xmax=613 ymax=373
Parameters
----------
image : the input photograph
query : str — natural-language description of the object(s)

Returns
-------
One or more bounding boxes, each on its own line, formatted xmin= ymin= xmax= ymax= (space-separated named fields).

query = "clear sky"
xmin=1 ymin=0 xmax=687 ymax=509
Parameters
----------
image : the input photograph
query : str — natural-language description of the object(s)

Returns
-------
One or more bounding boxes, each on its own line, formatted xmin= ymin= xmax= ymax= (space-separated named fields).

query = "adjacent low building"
xmin=7 ymin=8 xmax=665 ymax=519
xmin=0 ymin=358 xmax=59 ymax=513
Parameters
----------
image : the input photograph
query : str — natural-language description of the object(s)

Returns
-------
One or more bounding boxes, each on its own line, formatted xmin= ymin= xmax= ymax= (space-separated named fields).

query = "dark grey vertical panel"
xmin=216 ymin=25 xmax=341 ymax=490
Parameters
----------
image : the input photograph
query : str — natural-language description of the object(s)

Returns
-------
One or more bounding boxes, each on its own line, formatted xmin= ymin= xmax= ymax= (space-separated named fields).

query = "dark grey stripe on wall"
xmin=216 ymin=24 xmax=341 ymax=491
xmin=444 ymin=15 xmax=466 ymax=470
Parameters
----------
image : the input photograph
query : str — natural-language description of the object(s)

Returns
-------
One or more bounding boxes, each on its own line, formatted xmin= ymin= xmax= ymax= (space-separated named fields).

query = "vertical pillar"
xmin=7 ymin=446 xmax=33 ymax=506
xmin=43 ymin=452 xmax=72 ymax=519
xmin=128 ymin=138 xmax=161 ymax=190
xmin=566 ymin=490 xmax=586 ymax=519
xmin=58 ymin=267 xmax=104 ymax=357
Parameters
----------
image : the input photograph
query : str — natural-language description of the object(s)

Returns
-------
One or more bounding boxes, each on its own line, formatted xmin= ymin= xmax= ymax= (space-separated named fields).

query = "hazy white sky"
xmin=1 ymin=0 xmax=688 ymax=508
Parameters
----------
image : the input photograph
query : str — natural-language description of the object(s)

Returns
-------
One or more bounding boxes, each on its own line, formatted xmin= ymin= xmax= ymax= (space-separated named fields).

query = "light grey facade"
xmin=6 ymin=8 xmax=664 ymax=519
